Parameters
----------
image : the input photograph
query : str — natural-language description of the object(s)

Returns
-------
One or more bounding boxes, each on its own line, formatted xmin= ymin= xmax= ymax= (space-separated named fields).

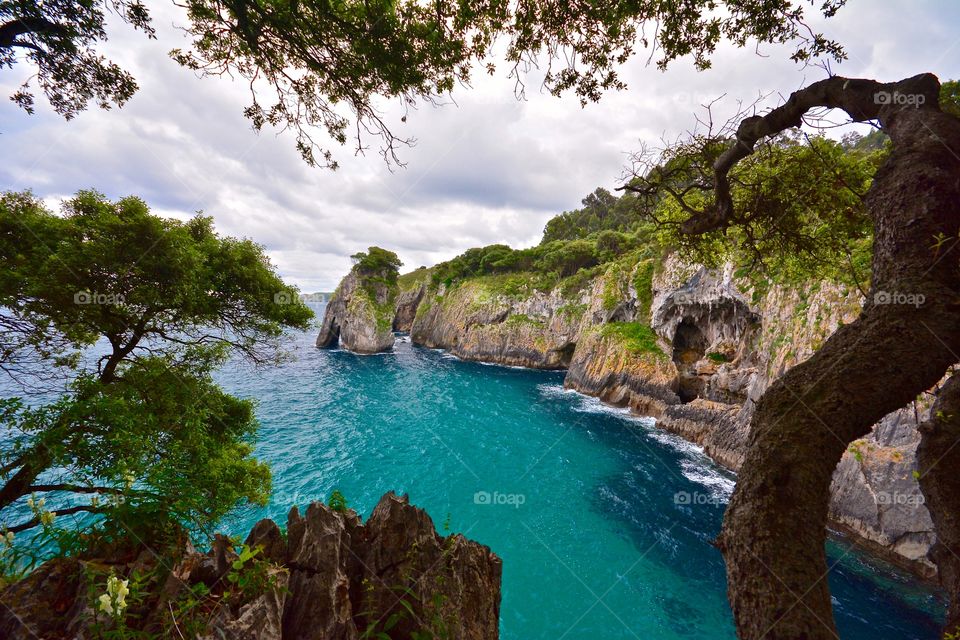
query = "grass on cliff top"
xmin=600 ymin=322 xmax=666 ymax=359
xmin=398 ymin=266 xmax=435 ymax=291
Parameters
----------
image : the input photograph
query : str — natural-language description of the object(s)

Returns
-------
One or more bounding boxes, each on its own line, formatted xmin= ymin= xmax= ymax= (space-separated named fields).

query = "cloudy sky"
xmin=2 ymin=1 xmax=959 ymax=291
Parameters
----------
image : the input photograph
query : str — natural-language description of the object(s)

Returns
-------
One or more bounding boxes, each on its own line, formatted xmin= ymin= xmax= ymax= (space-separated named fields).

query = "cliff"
xmin=0 ymin=492 xmax=502 ymax=640
xmin=317 ymin=268 xmax=398 ymax=354
xmin=327 ymin=249 xmax=938 ymax=577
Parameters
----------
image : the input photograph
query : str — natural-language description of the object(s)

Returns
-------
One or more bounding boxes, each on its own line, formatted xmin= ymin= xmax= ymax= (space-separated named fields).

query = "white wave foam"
xmin=680 ymin=459 xmax=736 ymax=500
xmin=537 ymin=384 xmax=656 ymax=426
xmin=646 ymin=430 xmax=705 ymax=458
xmin=540 ymin=386 xmax=737 ymax=499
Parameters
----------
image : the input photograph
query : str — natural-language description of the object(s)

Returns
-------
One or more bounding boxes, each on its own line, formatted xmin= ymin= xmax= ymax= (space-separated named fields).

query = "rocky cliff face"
xmin=359 ymin=253 xmax=937 ymax=576
xmin=0 ymin=492 xmax=502 ymax=639
xmin=317 ymin=269 xmax=397 ymax=354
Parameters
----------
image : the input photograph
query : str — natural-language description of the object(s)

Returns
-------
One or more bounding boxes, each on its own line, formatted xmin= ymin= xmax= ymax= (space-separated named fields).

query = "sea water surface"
xmin=216 ymin=326 xmax=944 ymax=639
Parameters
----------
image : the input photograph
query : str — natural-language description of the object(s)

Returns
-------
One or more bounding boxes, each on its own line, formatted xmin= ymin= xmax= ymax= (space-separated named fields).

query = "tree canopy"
xmin=2 ymin=0 xmax=846 ymax=166
xmin=0 ymin=191 xmax=312 ymax=550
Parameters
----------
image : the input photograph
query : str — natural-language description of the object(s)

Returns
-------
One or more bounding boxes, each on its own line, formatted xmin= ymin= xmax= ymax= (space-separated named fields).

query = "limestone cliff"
xmin=352 ymin=251 xmax=938 ymax=576
xmin=0 ymin=492 xmax=502 ymax=640
xmin=317 ymin=268 xmax=398 ymax=354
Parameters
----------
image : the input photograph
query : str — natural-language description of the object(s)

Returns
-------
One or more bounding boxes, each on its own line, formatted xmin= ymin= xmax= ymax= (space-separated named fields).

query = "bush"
xmin=352 ymin=247 xmax=403 ymax=283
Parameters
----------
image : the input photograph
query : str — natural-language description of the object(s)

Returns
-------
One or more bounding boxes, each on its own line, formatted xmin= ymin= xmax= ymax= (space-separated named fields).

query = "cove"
xmin=217 ymin=327 xmax=944 ymax=639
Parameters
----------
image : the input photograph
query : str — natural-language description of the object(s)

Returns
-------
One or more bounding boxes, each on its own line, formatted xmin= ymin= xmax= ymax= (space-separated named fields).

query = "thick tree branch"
xmin=685 ymin=73 xmax=940 ymax=235
xmin=0 ymin=17 xmax=69 ymax=49
xmin=6 ymin=504 xmax=105 ymax=534
xmin=27 ymin=484 xmax=126 ymax=496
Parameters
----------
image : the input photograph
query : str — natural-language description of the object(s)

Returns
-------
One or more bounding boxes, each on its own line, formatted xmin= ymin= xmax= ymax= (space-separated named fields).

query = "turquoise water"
xmin=215 ymin=325 xmax=945 ymax=640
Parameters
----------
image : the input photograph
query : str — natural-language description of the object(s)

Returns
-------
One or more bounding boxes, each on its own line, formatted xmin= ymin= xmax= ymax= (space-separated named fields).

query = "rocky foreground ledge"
xmin=0 ymin=492 xmax=502 ymax=639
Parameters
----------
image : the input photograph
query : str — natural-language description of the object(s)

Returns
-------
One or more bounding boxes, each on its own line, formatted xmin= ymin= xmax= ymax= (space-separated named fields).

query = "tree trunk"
xmin=918 ymin=374 xmax=960 ymax=638
xmin=713 ymin=77 xmax=960 ymax=638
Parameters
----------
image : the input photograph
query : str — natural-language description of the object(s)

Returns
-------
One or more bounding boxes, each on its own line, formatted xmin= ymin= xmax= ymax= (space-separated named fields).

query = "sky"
xmin=2 ymin=1 xmax=960 ymax=291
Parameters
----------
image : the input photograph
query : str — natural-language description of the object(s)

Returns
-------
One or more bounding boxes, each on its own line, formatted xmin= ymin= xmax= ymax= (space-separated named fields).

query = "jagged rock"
xmin=354 ymin=493 xmax=502 ymax=640
xmin=0 ymin=557 xmax=86 ymax=639
xmin=0 ymin=493 xmax=502 ymax=640
xmin=282 ymin=502 xmax=362 ymax=639
xmin=245 ymin=518 xmax=287 ymax=564
xmin=394 ymin=283 xmax=426 ymax=332
xmin=317 ymin=270 xmax=396 ymax=354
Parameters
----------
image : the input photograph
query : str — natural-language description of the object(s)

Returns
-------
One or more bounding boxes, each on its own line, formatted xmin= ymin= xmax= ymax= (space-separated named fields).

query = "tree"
xmin=351 ymin=246 xmax=403 ymax=283
xmin=0 ymin=1 xmax=153 ymax=117
xmin=2 ymin=0 xmax=845 ymax=166
xmin=627 ymin=74 xmax=960 ymax=639
xmin=0 ymin=190 xmax=313 ymax=539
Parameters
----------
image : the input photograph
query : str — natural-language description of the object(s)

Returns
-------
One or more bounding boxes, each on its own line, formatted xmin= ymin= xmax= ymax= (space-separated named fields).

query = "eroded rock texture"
xmin=317 ymin=269 xmax=397 ymax=354
xmin=0 ymin=492 xmax=502 ymax=640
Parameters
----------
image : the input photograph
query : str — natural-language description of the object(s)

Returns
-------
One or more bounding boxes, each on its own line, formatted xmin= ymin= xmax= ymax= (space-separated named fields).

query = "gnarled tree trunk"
xmin=701 ymin=74 xmax=960 ymax=638
xmin=918 ymin=374 xmax=960 ymax=637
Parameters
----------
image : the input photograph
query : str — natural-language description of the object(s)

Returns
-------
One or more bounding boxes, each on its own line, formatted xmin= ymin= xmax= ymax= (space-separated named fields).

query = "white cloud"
xmin=1 ymin=0 xmax=959 ymax=290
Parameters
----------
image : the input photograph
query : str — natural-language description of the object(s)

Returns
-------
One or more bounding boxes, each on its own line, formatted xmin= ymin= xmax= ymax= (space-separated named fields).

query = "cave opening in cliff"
xmin=673 ymin=317 xmax=707 ymax=403
xmin=554 ymin=341 xmax=577 ymax=368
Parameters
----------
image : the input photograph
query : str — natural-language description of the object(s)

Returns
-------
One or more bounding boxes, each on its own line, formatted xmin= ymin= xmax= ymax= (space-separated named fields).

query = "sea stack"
xmin=317 ymin=247 xmax=401 ymax=354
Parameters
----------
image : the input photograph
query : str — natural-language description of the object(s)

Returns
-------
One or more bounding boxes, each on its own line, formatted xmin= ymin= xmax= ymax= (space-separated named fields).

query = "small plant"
xmin=328 ymin=489 xmax=349 ymax=513
xmin=847 ymin=440 xmax=870 ymax=463
xmin=226 ymin=544 xmax=277 ymax=601
xmin=706 ymin=352 xmax=729 ymax=363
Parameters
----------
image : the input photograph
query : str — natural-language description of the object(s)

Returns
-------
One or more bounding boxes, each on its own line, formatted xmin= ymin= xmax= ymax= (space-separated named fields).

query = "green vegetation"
xmin=0 ymin=190 xmax=312 ymax=555
xmin=428 ymin=191 xmax=661 ymax=296
xmin=328 ymin=489 xmax=349 ymax=513
xmin=643 ymin=135 xmax=881 ymax=290
xmin=3 ymin=2 xmax=844 ymax=166
xmin=397 ymin=266 xmax=435 ymax=291
xmin=352 ymin=247 xmax=403 ymax=284
xmin=425 ymin=132 xmax=886 ymax=321
xmin=707 ymin=352 xmax=730 ymax=364
xmin=599 ymin=322 xmax=665 ymax=358
xmin=505 ymin=314 xmax=545 ymax=327
xmin=350 ymin=247 xmax=402 ymax=331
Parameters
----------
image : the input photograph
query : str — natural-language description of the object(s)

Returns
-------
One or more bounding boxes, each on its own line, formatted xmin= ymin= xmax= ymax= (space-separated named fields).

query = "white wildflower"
xmin=97 ymin=593 xmax=113 ymax=615
xmin=98 ymin=575 xmax=130 ymax=618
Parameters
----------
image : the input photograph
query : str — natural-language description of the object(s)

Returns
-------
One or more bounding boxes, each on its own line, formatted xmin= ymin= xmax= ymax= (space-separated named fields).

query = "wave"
xmin=538 ymin=383 xmax=735 ymax=500
xmin=537 ymin=384 xmax=656 ymax=426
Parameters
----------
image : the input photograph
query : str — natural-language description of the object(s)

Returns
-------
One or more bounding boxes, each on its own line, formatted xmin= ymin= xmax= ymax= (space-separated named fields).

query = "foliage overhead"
xmin=0 ymin=190 xmax=312 ymax=542
xmin=0 ymin=0 xmax=153 ymax=118
xmin=625 ymin=133 xmax=883 ymax=289
xmin=2 ymin=0 xmax=846 ymax=166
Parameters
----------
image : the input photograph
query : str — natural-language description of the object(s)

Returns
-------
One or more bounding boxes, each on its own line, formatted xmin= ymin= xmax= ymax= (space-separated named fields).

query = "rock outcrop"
xmin=317 ymin=269 xmax=397 ymax=354
xmin=0 ymin=492 xmax=502 ymax=640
